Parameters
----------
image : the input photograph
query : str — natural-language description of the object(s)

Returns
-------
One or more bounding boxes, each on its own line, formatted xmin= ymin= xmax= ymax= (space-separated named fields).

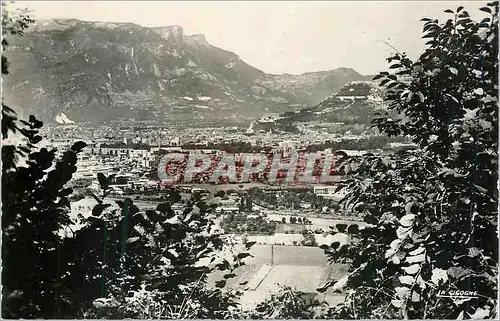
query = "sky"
xmin=9 ymin=1 xmax=486 ymax=75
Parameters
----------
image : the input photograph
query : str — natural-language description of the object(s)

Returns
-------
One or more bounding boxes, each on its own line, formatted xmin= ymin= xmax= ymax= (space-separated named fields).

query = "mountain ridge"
xmin=4 ymin=18 xmax=372 ymax=123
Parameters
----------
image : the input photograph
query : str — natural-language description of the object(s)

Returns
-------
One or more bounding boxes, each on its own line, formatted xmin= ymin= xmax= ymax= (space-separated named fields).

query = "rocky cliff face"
xmin=3 ymin=19 xmax=369 ymax=123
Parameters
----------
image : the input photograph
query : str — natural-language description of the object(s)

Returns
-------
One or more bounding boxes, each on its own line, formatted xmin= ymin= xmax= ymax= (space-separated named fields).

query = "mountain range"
xmin=3 ymin=18 xmax=372 ymax=123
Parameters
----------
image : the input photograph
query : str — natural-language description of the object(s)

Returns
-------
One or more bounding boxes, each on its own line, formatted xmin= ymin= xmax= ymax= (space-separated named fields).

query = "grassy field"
xmin=245 ymin=244 xmax=330 ymax=266
xmin=256 ymin=265 xmax=326 ymax=293
xmin=205 ymin=244 xmax=350 ymax=310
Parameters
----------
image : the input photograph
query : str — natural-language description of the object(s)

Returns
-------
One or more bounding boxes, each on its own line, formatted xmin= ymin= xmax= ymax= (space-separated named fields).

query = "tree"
xmin=281 ymin=217 xmax=286 ymax=224
xmin=319 ymin=3 xmax=498 ymax=319
xmin=1 ymin=7 xmax=90 ymax=318
xmin=301 ymin=231 xmax=317 ymax=247
xmin=1 ymin=7 xmax=254 ymax=318
xmin=290 ymin=216 xmax=297 ymax=224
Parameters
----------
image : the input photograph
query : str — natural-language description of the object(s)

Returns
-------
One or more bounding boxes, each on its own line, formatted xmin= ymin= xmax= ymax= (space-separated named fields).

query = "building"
xmin=313 ymin=185 xmax=347 ymax=201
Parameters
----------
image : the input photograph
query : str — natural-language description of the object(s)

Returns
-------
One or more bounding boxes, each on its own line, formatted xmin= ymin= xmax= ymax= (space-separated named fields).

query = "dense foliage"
xmin=78 ymin=182 xmax=253 ymax=319
xmin=248 ymin=187 xmax=339 ymax=212
xmin=301 ymin=230 xmax=318 ymax=247
xmin=320 ymin=3 xmax=498 ymax=319
xmin=1 ymin=8 xmax=254 ymax=319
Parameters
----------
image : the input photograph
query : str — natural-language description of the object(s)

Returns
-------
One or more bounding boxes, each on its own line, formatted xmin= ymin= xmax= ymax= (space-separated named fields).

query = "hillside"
xmin=266 ymin=69 xmax=373 ymax=104
xmin=245 ymin=81 xmax=389 ymax=134
xmin=3 ymin=19 xmax=370 ymax=123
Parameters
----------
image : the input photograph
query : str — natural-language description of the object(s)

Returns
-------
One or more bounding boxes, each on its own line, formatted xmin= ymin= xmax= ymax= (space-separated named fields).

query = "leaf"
xmin=449 ymin=67 xmax=458 ymax=75
xmin=332 ymin=275 xmax=349 ymax=292
xmin=400 ymin=214 xmax=415 ymax=227
xmin=364 ymin=215 xmax=378 ymax=225
xmin=390 ymin=239 xmax=402 ymax=249
xmin=402 ymin=264 xmax=420 ymax=275
xmin=168 ymin=249 xmax=179 ymax=258
xmin=71 ymin=141 xmax=87 ymax=152
xmin=59 ymin=197 xmax=71 ymax=209
xmin=156 ymin=202 xmax=172 ymax=214
xmin=164 ymin=216 xmax=182 ymax=225
xmin=239 ymin=281 xmax=248 ymax=286
xmin=223 ymin=273 xmax=236 ymax=279
xmin=145 ymin=210 xmax=161 ymax=223
xmin=469 ymin=307 xmax=490 ymax=319
xmin=391 ymin=299 xmax=403 ymax=308
xmin=399 ymin=275 xmax=415 ymax=285
xmin=408 ymin=246 xmax=425 ymax=256
xmin=237 ymin=252 xmax=252 ymax=259
xmin=473 ymin=184 xmax=488 ymax=195
xmin=397 ymin=226 xmax=412 ymax=239
xmin=380 ymin=79 xmax=391 ymax=86
xmin=216 ymin=261 xmax=230 ymax=271
xmin=385 ymin=248 xmax=397 ymax=259
xmin=404 ymin=202 xmax=414 ymax=214
xmin=97 ymin=173 xmax=107 ymax=190
xmin=336 ymin=224 xmax=348 ymax=233
xmin=474 ymin=88 xmax=484 ymax=96
xmin=479 ymin=7 xmax=492 ymax=13
xmin=317 ymin=280 xmax=335 ymax=293
xmin=468 ymin=247 xmax=480 ymax=257
xmin=395 ymin=286 xmax=410 ymax=299
xmin=444 ymin=9 xmax=454 ymax=13
xmin=92 ymin=204 xmax=111 ymax=217
xmin=406 ymin=253 xmax=425 ymax=263
xmin=245 ymin=241 xmax=256 ymax=249
xmin=93 ymin=298 xmax=108 ymax=308
xmin=330 ymin=241 xmax=340 ymax=249
xmin=391 ymin=254 xmax=402 ymax=265
xmin=457 ymin=6 xmax=464 ymax=12
xmin=347 ymin=224 xmax=359 ymax=234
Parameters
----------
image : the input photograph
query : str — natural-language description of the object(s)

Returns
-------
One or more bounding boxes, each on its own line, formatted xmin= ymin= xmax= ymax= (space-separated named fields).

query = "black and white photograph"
xmin=1 ymin=1 xmax=498 ymax=319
